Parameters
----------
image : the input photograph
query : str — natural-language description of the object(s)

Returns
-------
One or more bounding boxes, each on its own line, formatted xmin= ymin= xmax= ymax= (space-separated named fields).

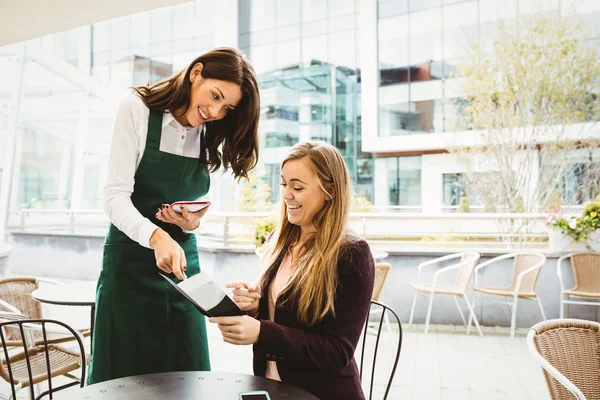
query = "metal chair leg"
xmin=536 ymin=296 xmax=547 ymax=321
xmin=510 ymin=295 xmax=519 ymax=339
xmin=453 ymin=295 xmax=467 ymax=328
xmin=424 ymin=291 xmax=435 ymax=335
xmin=463 ymin=295 xmax=483 ymax=336
xmin=408 ymin=293 xmax=418 ymax=327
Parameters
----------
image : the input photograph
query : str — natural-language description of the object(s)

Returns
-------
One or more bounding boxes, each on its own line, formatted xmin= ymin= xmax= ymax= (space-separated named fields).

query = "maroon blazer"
xmin=253 ymin=237 xmax=375 ymax=400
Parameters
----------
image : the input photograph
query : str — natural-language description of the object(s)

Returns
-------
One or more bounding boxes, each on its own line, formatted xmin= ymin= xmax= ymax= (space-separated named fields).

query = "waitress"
xmin=87 ymin=47 xmax=260 ymax=384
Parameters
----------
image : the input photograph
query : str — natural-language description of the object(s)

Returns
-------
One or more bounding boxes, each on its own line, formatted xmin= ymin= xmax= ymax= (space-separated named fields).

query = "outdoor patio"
xmin=0 ymin=280 xmax=549 ymax=400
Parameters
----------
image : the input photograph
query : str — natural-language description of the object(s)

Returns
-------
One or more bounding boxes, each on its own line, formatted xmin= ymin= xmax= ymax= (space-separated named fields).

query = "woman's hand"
xmin=156 ymin=204 xmax=209 ymax=231
xmin=226 ymin=281 xmax=261 ymax=314
xmin=209 ymin=316 xmax=261 ymax=345
xmin=149 ymin=229 xmax=186 ymax=280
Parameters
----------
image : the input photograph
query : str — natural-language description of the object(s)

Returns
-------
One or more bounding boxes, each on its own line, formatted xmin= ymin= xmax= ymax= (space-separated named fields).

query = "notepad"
xmin=160 ymin=272 xmax=245 ymax=317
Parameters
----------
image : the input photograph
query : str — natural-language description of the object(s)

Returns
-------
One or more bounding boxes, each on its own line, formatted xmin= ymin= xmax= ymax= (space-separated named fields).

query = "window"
xmin=375 ymin=156 xmax=421 ymax=206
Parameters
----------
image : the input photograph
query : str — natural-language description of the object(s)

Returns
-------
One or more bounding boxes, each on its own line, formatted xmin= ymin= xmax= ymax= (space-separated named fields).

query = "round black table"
xmin=31 ymin=281 xmax=97 ymax=346
xmin=55 ymin=371 xmax=318 ymax=399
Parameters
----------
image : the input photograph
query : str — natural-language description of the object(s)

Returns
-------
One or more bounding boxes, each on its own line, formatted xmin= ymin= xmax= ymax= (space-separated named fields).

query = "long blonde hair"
xmin=257 ymin=141 xmax=354 ymax=326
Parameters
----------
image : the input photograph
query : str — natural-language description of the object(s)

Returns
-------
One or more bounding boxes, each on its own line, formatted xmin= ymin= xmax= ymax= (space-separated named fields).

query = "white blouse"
xmin=104 ymin=92 xmax=206 ymax=248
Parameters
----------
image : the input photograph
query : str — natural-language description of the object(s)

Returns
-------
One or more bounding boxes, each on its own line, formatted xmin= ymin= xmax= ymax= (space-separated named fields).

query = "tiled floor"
xmin=1 ymin=291 xmax=549 ymax=399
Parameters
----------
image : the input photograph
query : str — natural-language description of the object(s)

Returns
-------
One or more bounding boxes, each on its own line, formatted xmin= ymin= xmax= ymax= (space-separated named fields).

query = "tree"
xmin=449 ymin=10 xmax=600 ymax=246
xmin=236 ymin=173 xmax=273 ymax=212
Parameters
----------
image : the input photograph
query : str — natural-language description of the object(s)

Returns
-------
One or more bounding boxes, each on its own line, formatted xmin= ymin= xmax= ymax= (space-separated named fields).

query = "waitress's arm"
xmin=104 ymin=94 xmax=159 ymax=249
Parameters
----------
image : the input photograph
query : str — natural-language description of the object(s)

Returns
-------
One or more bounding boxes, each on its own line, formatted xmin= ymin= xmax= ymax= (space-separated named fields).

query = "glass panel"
xmin=250 ymin=0 xmax=276 ymax=32
xmin=328 ymin=0 xmax=355 ymax=17
xmin=328 ymin=30 xmax=356 ymax=68
xmin=443 ymin=1 xmax=478 ymax=62
xmin=409 ymin=0 xmax=440 ymax=12
xmin=276 ymin=0 xmax=301 ymax=26
xmin=275 ymin=39 xmax=301 ymax=69
xmin=173 ymin=2 xmax=195 ymax=39
xmin=92 ymin=21 xmax=110 ymax=54
xmin=378 ymin=0 xmax=408 ymax=19
xmin=378 ymin=14 xmax=409 ymax=85
xmin=302 ymin=34 xmax=328 ymax=65
xmin=409 ymin=7 xmax=443 ymax=67
xmin=375 ymin=156 xmax=422 ymax=206
xmin=130 ymin=11 xmax=151 ymax=46
xmin=110 ymin=16 xmax=130 ymax=50
xmin=303 ymin=0 xmax=328 ymax=22
xmin=151 ymin=7 xmax=173 ymax=44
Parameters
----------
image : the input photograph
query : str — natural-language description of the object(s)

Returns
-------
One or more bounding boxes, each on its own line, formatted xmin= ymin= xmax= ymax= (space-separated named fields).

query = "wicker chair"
xmin=467 ymin=252 xmax=546 ymax=338
xmin=408 ymin=252 xmax=482 ymax=335
xmin=368 ymin=263 xmax=393 ymax=342
xmin=0 ymin=312 xmax=88 ymax=400
xmin=557 ymin=253 xmax=600 ymax=319
xmin=527 ymin=319 xmax=600 ymax=400
xmin=0 ymin=277 xmax=90 ymax=346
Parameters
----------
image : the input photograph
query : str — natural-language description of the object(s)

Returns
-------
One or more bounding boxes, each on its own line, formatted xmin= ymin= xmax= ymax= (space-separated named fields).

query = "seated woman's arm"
xmin=253 ymin=239 xmax=375 ymax=370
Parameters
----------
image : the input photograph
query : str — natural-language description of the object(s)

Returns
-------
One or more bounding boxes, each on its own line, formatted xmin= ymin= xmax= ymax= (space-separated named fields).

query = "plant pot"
xmin=549 ymin=228 xmax=600 ymax=252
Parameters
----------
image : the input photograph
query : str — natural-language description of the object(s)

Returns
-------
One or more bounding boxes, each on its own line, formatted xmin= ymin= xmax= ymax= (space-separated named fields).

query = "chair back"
xmin=372 ymin=263 xmax=391 ymax=301
xmin=0 ymin=277 xmax=42 ymax=319
xmin=453 ymin=252 xmax=481 ymax=292
xmin=529 ymin=319 xmax=600 ymax=400
xmin=359 ymin=301 xmax=402 ymax=400
xmin=0 ymin=315 xmax=87 ymax=400
xmin=570 ymin=253 xmax=600 ymax=294
xmin=510 ymin=253 xmax=545 ymax=293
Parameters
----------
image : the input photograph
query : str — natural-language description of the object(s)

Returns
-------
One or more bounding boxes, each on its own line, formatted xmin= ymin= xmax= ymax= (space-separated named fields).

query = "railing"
xmin=6 ymin=208 xmax=580 ymax=251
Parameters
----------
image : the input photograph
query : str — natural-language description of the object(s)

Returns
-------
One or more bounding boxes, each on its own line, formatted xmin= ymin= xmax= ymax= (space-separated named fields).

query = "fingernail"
xmin=183 ymin=265 xmax=187 ymax=271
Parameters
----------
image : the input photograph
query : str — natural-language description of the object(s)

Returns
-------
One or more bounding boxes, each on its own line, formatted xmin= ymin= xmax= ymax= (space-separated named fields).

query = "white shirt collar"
xmin=162 ymin=111 xmax=205 ymax=133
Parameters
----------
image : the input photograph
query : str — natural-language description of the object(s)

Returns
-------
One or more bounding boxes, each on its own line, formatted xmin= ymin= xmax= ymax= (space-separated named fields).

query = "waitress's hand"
xmin=149 ymin=229 xmax=186 ymax=280
xmin=156 ymin=204 xmax=209 ymax=231
xmin=226 ymin=281 xmax=261 ymax=315
xmin=209 ymin=316 xmax=261 ymax=345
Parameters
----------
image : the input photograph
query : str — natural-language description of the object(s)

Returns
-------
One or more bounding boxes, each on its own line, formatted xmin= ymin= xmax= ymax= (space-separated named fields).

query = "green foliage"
xmin=255 ymin=216 xmax=276 ymax=248
xmin=548 ymin=198 xmax=600 ymax=243
xmin=458 ymin=197 xmax=471 ymax=213
xmin=352 ymin=195 xmax=373 ymax=212
xmin=237 ymin=173 xmax=273 ymax=212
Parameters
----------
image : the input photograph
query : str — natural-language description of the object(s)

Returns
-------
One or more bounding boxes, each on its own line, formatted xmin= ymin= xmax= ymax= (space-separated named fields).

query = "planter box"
xmin=549 ymin=229 xmax=600 ymax=252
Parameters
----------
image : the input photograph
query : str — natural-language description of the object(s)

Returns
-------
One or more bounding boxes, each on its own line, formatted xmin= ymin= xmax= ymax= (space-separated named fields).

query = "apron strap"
xmin=147 ymin=109 xmax=163 ymax=150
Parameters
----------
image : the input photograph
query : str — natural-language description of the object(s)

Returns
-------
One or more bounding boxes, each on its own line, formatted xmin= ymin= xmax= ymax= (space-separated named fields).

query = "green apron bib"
xmin=87 ymin=109 xmax=211 ymax=384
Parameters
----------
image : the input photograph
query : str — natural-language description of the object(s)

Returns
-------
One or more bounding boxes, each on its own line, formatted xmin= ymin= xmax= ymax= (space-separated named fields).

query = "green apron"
xmin=87 ymin=109 xmax=211 ymax=384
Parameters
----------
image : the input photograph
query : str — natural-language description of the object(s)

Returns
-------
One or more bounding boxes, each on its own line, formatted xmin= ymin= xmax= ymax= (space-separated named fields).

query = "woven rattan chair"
xmin=368 ymin=263 xmax=393 ymax=342
xmin=408 ymin=252 xmax=482 ymax=335
xmin=0 ymin=277 xmax=90 ymax=346
xmin=527 ymin=319 xmax=600 ymax=400
xmin=467 ymin=252 xmax=546 ymax=338
xmin=557 ymin=253 xmax=600 ymax=319
xmin=0 ymin=312 xmax=88 ymax=400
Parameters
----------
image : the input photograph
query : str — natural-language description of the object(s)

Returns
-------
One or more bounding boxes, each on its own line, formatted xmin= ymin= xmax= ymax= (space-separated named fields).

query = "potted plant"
xmin=548 ymin=197 xmax=600 ymax=252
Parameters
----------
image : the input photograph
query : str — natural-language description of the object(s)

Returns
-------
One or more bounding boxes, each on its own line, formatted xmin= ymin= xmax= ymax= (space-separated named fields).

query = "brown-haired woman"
xmin=87 ymin=47 xmax=260 ymax=384
xmin=210 ymin=141 xmax=375 ymax=400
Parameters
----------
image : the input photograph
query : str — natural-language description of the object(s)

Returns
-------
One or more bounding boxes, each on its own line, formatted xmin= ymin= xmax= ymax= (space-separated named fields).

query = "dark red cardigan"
xmin=252 ymin=237 xmax=375 ymax=400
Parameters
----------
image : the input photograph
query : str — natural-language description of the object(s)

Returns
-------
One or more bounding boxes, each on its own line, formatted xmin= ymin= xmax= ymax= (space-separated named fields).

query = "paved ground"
xmin=1 ymin=284 xmax=549 ymax=400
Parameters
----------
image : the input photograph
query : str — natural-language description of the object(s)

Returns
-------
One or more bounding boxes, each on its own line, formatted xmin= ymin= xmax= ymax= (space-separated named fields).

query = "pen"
xmin=183 ymin=272 xmax=187 ymax=280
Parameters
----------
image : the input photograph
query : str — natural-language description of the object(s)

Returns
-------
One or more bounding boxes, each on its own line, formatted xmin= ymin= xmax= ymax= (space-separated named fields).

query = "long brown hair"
xmin=133 ymin=47 xmax=259 ymax=179
xmin=257 ymin=141 xmax=355 ymax=326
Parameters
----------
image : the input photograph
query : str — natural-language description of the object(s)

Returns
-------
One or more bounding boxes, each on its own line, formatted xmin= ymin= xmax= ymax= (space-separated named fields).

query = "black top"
xmin=56 ymin=371 xmax=317 ymax=399
xmin=253 ymin=237 xmax=375 ymax=400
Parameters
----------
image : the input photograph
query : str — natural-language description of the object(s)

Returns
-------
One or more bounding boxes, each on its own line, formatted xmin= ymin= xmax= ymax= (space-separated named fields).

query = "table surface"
xmin=55 ymin=371 xmax=318 ymax=400
xmin=31 ymin=281 xmax=97 ymax=306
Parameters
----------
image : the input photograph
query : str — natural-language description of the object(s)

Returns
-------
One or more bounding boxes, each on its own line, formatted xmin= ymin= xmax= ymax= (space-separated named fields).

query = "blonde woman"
xmin=210 ymin=141 xmax=375 ymax=400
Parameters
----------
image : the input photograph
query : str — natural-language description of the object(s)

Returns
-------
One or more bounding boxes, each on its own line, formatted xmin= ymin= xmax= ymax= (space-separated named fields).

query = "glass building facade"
xmin=372 ymin=0 xmax=600 ymax=207
xmin=0 ymin=0 xmax=598 ymax=213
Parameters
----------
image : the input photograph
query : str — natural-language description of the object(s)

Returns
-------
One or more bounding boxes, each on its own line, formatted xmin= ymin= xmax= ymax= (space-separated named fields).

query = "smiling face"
xmin=174 ymin=62 xmax=243 ymax=127
xmin=280 ymin=158 xmax=330 ymax=237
